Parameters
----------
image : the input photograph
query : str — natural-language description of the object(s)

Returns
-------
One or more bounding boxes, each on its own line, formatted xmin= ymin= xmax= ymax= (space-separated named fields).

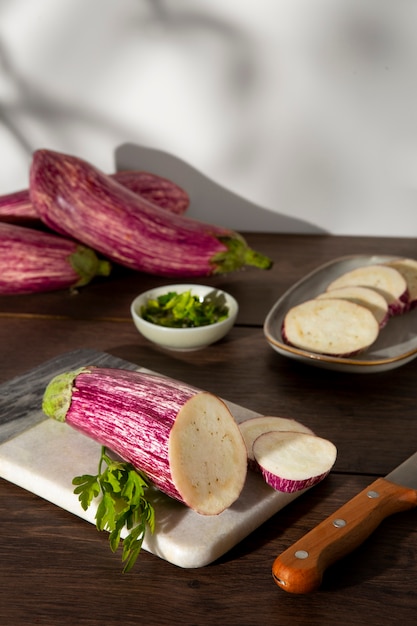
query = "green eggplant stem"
xmin=42 ymin=367 xmax=89 ymax=422
xmin=212 ymin=236 xmax=273 ymax=274
xmin=69 ymin=246 xmax=112 ymax=287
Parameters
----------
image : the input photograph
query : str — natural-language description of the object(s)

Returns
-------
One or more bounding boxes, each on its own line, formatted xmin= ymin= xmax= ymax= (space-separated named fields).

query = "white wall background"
xmin=0 ymin=0 xmax=416 ymax=236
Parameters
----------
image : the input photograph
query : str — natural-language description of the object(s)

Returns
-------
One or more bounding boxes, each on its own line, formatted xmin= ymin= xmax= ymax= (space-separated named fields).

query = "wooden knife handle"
xmin=272 ymin=477 xmax=417 ymax=594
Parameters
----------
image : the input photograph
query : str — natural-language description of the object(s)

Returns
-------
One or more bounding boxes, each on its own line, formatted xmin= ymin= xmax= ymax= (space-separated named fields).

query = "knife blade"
xmin=272 ymin=451 xmax=417 ymax=594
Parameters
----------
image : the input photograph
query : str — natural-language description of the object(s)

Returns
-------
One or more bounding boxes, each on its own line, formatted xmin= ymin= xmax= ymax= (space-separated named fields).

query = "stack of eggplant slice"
xmin=282 ymin=260 xmax=417 ymax=357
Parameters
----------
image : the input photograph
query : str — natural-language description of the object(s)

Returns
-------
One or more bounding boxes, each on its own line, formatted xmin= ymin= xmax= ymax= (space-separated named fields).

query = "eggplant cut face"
xmin=282 ymin=298 xmax=379 ymax=356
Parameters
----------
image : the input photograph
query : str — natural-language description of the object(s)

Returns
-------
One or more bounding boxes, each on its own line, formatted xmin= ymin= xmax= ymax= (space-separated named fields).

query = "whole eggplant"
xmin=0 ymin=170 xmax=189 ymax=223
xmin=29 ymin=149 xmax=272 ymax=277
xmin=0 ymin=222 xmax=111 ymax=294
xmin=111 ymin=170 xmax=189 ymax=215
xmin=0 ymin=189 xmax=37 ymax=221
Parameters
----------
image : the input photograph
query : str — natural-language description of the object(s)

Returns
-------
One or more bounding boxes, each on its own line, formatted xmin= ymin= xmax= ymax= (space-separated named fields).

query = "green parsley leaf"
xmin=72 ymin=474 xmax=100 ymax=510
xmin=72 ymin=446 xmax=155 ymax=572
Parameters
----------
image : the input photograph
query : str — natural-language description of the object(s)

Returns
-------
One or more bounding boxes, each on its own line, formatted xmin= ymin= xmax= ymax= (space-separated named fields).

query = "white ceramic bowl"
xmin=130 ymin=284 xmax=238 ymax=351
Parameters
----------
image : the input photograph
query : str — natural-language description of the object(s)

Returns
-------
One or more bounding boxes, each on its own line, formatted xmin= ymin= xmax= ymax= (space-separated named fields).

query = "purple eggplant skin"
xmin=0 ymin=222 xmax=111 ymax=294
xmin=42 ymin=366 xmax=201 ymax=504
xmin=0 ymin=171 xmax=189 ymax=223
xmin=0 ymin=189 xmax=38 ymax=222
xmin=112 ymin=170 xmax=189 ymax=215
xmin=30 ymin=149 xmax=272 ymax=277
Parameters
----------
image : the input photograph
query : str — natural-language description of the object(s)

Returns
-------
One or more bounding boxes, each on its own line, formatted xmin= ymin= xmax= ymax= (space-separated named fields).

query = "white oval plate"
xmin=263 ymin=255 xmax=417 ymax=373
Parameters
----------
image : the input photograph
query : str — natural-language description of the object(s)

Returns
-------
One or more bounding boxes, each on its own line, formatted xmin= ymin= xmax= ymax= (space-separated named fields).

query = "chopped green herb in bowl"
xmin=140 ymin=289 xmax=230 ymax=328
xmin=131 ymin=284 xmax=238 ymax=351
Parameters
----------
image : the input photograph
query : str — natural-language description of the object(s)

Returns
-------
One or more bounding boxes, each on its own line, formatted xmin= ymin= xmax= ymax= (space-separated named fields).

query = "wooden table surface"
xmin=1 ymin=233 xmax=416 ymax=626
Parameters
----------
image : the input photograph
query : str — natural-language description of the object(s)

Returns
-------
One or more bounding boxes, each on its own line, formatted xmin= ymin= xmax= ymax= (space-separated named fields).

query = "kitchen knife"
xmin=272 ymin=451 xmax=417 ymax=594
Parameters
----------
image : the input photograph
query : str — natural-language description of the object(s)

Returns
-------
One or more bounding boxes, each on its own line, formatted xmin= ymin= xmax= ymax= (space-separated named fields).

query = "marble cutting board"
xmin=0 ymin=349 xmax=307 ymax=568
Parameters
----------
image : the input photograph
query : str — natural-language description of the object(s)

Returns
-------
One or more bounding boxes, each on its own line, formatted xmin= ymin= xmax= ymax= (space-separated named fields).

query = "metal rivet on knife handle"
xmin=294 ymin=550 xmax=309 ymax=559
xmin=332 ymin=518 xmax=346 ymax=528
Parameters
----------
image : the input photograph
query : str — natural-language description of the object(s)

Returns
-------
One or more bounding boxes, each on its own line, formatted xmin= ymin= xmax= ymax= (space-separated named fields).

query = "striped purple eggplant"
xmin=0 ymin=189 xmax=37 ymax=221
xmin=112 ymin=170 xmax=189 ymax=215
xmin=0 ymin=170 xmax=189 ymax=223
xmin=30 ymin=149 xmax=272 ymax=277
xmin=42 ymin=366 xmax=247 ymax=515
xmin=0 ymin=222 xmax=111 ymax=294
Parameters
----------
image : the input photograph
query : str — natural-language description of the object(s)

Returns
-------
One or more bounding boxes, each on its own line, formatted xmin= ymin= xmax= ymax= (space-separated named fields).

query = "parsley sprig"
xmin=72 ymin=447 xmax=155 ymax=572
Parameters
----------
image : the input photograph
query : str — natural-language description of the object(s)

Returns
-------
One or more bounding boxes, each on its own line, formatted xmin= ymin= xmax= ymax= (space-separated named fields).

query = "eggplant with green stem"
xmin=0 ymin=222 xmax=111 ymax=294
xmin=42 ymin=366 xmax=248 ymax=516
xmin=30 ymin=149 xmax=273 ymax=277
